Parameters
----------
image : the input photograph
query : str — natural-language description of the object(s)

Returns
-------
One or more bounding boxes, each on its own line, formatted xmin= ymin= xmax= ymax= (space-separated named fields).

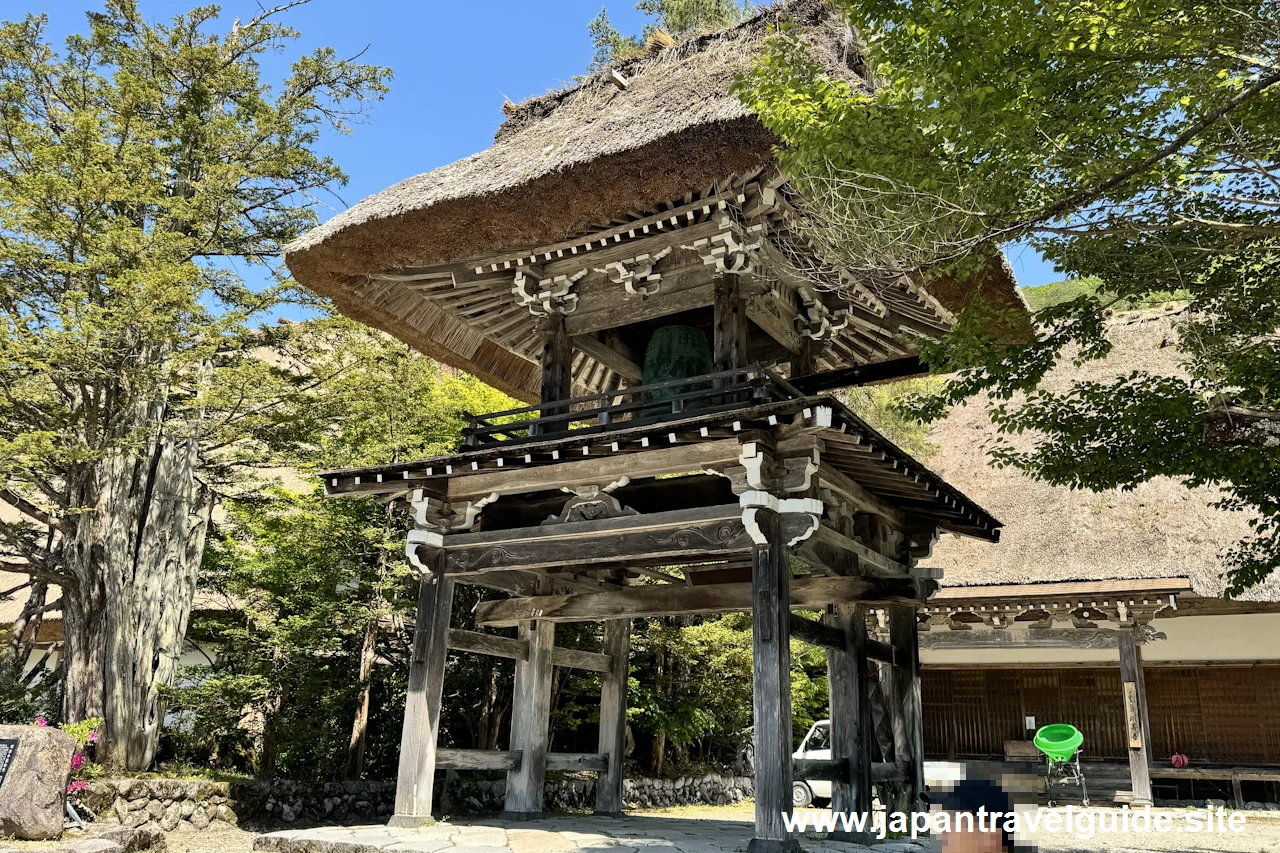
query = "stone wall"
xmin=416 ymin=772 xmax=755 ymax=816
xmin=77 ymin=772 xmax=754 ymax=832
xmin=78 ymin=779 xmax=396 ymax=831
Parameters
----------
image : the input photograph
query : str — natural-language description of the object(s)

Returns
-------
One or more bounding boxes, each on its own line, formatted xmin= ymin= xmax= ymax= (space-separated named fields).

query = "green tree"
xmin=588 ymin=0 xmax=755 ymax=69
xmin=738 ymin=0 xmax=1280 ymax=592
xmin=172 ymin=321 xmax=516 ymax=778
xmin=0 ymin=1 xmax=389 ymax=768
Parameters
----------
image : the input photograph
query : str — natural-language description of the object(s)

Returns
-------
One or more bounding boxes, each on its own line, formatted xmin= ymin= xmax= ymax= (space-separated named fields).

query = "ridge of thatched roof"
xmin=926 ymin=308 xmax=1277 ymax=602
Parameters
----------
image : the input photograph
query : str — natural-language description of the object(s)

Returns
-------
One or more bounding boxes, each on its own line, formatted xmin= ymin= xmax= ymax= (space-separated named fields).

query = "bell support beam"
xmin=473 ymin=573 xmax=933 ymax=628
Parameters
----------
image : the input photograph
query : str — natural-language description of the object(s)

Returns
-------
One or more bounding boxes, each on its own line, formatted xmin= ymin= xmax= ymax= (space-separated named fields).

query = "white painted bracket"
xmin=739 ymin=490 xmax=824 ymax=546
xmin=597 ymin=246 xmax=671 ymax=298
xmin=405 ymin=528 xmax=444 ymax=572
xmin=513 ymin=268 xmax=586 ymax=315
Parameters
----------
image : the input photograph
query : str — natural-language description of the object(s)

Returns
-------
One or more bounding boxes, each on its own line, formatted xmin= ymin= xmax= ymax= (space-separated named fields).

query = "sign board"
xmin=0 ymin=738 xmax=18 ymax=790
xmin=1123 ymin=682 xmax=1143 ymax=748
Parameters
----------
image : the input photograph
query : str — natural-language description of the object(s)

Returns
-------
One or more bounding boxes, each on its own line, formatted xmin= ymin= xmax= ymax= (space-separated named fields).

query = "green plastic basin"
xmin=1034 ymin=724 xmax=1084 ymax=763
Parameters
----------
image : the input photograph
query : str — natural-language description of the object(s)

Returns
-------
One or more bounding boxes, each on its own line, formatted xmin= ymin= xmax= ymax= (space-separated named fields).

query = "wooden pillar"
xmin=825 ymin=603 xmax=872 ymax=841
xmin=594 ymin=618 xmax=631 ymax=816
xmin=503 ymin=617 xmax=556 ymax=819
xmin=540 ymin=312 xmax=572 ymax=406
xmin=749 ymin=509 xmax=799 ymax=853
xmin=889 ymin=606 xmax=924 ymax=812
xmin=1118 ymin=624 xmax=1153 ymax=805
xmin=793 ymin=337 xmax=815 ymax=378
xmin=713 ymin=273 xmax=747 ymax=372
xmin=389 ymin=569 xmax=455 ymax=827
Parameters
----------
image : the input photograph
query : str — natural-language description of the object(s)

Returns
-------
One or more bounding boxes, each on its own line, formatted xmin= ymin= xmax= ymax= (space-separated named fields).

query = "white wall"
xmin=919 ymin=612 xmax=1280 ymax=667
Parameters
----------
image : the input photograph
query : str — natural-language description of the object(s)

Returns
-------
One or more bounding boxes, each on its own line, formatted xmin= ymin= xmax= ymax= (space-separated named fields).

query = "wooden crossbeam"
xmin=793 ymin=759 xmax=908 ymax=783
xmin=572 ymin=335 xmax=643 ymax=383
xmin=439 ymin=505 xmax=753 ymax=574
xmin=446 ymin=440 xmax=743 ymax=500
xmin=447 ymin=628 xmax=612 ymax=672
xmin=474 ymin=574 xmax=933 ymax=628
xmin=788 ymin=615 xmax=901 ymax=666
xmin=433 ymin=750 xmax=608 ymax=773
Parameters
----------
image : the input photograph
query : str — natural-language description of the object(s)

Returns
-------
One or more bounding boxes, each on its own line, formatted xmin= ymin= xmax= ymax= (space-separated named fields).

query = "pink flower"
xmin=88 ymin=732 xmax=98 ymax=742
xmin=67 ymin=781 xmax=87 ymax=794
xmin=34 ymin=717 xmax=47 ymax=727
xmin=71 ymin=753 xmax=85 ymax=772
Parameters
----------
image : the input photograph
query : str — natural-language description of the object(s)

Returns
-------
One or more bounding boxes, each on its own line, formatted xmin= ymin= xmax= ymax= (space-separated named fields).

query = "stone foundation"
xmin=77 ymin=772 xmax=754 ymax=832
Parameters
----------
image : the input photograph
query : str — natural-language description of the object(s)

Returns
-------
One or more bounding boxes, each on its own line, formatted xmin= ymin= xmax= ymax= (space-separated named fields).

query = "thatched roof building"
xmin=283 ymin=0 xmax=1022 ymax=401
xmin=925 ymin=308 xmax=1278 ymax=603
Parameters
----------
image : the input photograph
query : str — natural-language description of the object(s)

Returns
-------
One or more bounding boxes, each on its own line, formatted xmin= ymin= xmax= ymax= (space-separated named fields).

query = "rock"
xmin=146 ymin=800 xmax=164 ymax=821
xmin=55 ymin=841 xmax=124 ymax=853
xmin=79 ymin=782 xmax=117 ymax=815
xmin=112 ymin=779 xmax=143 ymax=800
xmin=188 ymin=806 xmax=210 ymax=830
xmin=91 ymin=825 xmax=163 ymax=852
xmin=147 ymin=779 xmax=185 ymax=800
xmin=160 ymin=802 xmax=182 ymax=832
xmin=0 ymin=723 xmax=77 ymax=840
xmin=1266 ymin=802 xmax=1280 ymax=811
xmin=113 ymin=798 xmax=130 ymax=822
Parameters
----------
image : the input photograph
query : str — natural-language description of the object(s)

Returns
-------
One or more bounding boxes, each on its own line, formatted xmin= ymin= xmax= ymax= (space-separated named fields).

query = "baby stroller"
xmin=1034 ymin=724 xmax=1090 ymax=807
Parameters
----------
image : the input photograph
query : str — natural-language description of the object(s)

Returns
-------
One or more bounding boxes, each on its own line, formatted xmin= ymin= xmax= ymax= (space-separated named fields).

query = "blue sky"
xmin=34 ymin=0 xmax=1061 ymax=313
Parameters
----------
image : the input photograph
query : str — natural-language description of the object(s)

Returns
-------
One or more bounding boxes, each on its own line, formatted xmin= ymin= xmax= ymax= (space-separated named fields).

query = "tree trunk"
xmin=62 ymin=429 xmax=212 ymax=771
xmin=345 ymin=615 xmax=378 ymax=779
xmin=651 ymin=729 xmax=666 ymax=777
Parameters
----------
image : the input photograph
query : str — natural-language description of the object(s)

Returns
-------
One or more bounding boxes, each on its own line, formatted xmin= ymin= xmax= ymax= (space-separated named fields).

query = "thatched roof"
xmin=926 ymin=308 xmax=1278 ymax=602
xmin=282 ymin=0 xmax=1024 ymax=400
xmin=286 ymin=0 xmax=840 ymax=271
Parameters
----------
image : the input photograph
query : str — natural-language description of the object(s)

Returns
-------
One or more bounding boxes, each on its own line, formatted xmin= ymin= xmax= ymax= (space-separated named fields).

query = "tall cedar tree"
xmin=0 ymin=1 xmax=389 ymax=769
xmin=737 ymin=0 xmax=1280 ymax=592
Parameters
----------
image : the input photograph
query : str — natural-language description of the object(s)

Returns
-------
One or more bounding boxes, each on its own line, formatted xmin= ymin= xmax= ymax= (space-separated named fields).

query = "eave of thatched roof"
xmin=925 ymin=308 xmax=1278 ymax=603
xmin=282 ymin=0 xmax=1027 ymax=401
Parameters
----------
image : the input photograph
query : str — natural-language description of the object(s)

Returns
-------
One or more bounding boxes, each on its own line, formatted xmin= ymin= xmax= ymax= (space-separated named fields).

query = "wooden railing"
xmin=461 ymin=364 xmax=798 ymax=448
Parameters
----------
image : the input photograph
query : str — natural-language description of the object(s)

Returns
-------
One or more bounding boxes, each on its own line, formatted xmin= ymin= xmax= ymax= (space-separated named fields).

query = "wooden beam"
xmin=789 ymin=613 xmax=846 ymax=651
xmin=447 ymin=628 xmax=612 ymax=672
xmin=801 ymin=524 xmax=910 ymax=578
xmin=789 ymin=356 xmax=926 ymax=395
xmin=440 ymin=505 xmax=754 ymax=575
xmin=390 ymin=572 xmax=454 ymax=827
xmin=595 ymin=619 xmax=631 ymax=816
xmin=546 ymin=753 xmax=609 ymax=772
xmin=448 ymin=628 xmax=527 ymax=662
xmin=816 ymin=463 xmax=905 ymax=528
xmin=793 ymin=759 xmax=908 ymax=784
xmin=627 ymin=565 xmax=685 ymax=584
xmin=436 ymin=749 xmax=521 ymax=771
xmin=573 ymin=335 xmax=643 ymax=383
xmin=475 ymin=574 xmax=933 ymax=628
xmin=552 ymin=646 xmax=613 ymax=674
xmin=446 ymin=439 xmax=743 ymax=501
xmin=433 ymin=750 xmax=608 ymax=773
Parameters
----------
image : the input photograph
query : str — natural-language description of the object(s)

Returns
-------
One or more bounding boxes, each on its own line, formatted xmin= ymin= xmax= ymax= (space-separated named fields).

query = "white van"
xmin=792 ymin=719 xmax=832 ymax=808
xmin=791 ymin=719 xmax=966 ymax=808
